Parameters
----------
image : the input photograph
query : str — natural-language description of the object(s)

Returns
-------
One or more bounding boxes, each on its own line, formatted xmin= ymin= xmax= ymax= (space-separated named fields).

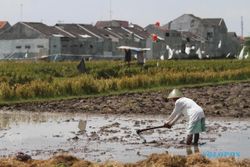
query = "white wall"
xmin=0 ymin=38 xmax=49 ymax=59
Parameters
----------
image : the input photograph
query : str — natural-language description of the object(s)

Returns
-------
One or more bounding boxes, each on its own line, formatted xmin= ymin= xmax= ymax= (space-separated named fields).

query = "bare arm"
xmin=164 ymin=111 xmax=178 ymax=128
xmin=165 ymin=111 xmax=177 ymax=123
xmin=164 ymin=101 xmax=183 ymax=128
xmin=169 ymin=113 xmax=182 ymax=126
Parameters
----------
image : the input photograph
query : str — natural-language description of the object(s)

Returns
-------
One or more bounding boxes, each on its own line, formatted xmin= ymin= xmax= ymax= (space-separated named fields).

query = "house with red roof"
xmin=0 ymin=21 xmax=11 ymax=34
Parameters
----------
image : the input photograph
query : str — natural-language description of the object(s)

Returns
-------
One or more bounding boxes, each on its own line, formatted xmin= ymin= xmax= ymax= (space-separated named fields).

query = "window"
xmin=25 ymin=45 xmax=31 ymax=49
xmin=61 ymin=38 xmax=69 ymax=42
xmin=16 ymin=46 xmax=22 ymax=49
xmin=207 ymin=32 xmax=213 ymax=40
xmin=53 ymin=45 xmax=57 ymax=48
xmin=165 ymin=32 xmax=170 ymax=37
xmin=70 ymin=44 xmax=78 ymax=47
xmin=37 ymin=45 xmax=44 ymax=48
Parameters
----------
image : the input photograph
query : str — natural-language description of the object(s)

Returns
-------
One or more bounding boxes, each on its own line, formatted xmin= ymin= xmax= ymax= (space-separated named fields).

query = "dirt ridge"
xmin=1 ymin=82 xmax=250 ymax=117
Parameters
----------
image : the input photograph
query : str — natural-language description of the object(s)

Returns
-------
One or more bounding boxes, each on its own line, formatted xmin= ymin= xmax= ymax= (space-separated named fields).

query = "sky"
xmin=0 ymin=0 xmax=249 ymax=36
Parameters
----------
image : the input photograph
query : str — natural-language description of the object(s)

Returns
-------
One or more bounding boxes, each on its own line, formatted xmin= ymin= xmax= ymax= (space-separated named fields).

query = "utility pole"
xmin=109 ymin=0 xmax=112 ymax=21
xmin=109 ymin=0 xmax=113 ymax=27
xmin=20 ymin=3 xmax=23 ymax=21
xmin=241 ymin=16 xmax=244 ymax=38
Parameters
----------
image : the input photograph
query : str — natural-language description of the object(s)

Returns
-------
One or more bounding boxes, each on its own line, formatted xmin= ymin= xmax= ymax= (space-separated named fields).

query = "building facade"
xmin=0 ymin=22 xmax=73 ymax=59
xmin=163 ymin=14 xmax=241 ymax=58
xmin=0 ymin=16 xmax=241 ymax=60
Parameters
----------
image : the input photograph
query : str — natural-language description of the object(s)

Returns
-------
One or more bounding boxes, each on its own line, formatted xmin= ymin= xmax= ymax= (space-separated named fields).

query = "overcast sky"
xmin=0 ymin=0 xmax=249 ymax=36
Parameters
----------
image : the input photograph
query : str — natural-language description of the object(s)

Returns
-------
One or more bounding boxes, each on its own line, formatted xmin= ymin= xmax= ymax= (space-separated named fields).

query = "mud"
xmin=0 ymin=82 xmax=250 ymax=164
xmin=0 ymin=111 xmax=250 ymax=163
xmin=1 ymin=82 xmax=250 ymax=118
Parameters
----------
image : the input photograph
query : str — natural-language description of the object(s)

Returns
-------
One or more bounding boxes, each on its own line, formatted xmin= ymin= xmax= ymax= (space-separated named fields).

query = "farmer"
xmin=135 ymin=50 xmax=144 ymax=67
xmin=164 ymin=89 xmax=206 ymax=145
xmin=124 ymin=49 xmax=132 ymax=67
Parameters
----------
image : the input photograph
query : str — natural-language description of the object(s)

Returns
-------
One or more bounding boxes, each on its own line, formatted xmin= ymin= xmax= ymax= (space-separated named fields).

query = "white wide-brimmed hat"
xmin=167 ymin=89 xmax=184 ymax=99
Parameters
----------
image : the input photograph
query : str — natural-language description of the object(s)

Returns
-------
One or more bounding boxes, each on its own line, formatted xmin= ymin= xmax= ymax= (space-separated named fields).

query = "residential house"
xmin=0 ymin=21 xmax=11 ymax=34
xmin=163 ymin=14 xmax=241 ymax=58
xmin=96 ymin=20 xmax=150 ymax=58
xmin=55 ymin=23 xmax=104 ymax=56
xmin=0 ymin=22 xmax=72 ymax=59
xmin=145 ymin=24 xmax=186 ymax=59
xmin=0 ymin=16 xmax=240 ymax=60
xmin=226 ymin=32 xmax=241 ymax=57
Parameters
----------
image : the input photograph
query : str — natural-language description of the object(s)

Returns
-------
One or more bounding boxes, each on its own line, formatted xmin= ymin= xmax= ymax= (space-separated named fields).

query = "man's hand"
xmin=163 ymin=123 xmax=172 ymax=129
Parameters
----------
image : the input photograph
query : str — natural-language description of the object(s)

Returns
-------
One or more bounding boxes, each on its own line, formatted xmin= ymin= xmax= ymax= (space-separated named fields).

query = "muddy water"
xmin=0 ymin=111 xmax=249 ymax=162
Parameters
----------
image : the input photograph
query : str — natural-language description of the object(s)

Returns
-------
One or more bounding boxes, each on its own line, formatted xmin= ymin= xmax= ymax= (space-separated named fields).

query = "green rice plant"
xmin=29 ymin=80 xmax=54 ymax=98
xmin=97 ymin=79 xmax=114 ymax=92
xmin=52 ymin=82 xmax=67 ymax=97
xmin=66 ymin=75 xmax=100 ymax=95
xmin=15 ymin=84 xmax=35 ymax=99
xmin=0 ymin=82 xmax=14 ymax=100
xmin=0 ymin=59 xmax=250 ymax=101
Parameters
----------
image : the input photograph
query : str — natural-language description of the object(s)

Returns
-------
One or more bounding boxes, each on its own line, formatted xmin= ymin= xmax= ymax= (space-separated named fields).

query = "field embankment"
xmin=1 ymin=79 xmax=250 ymax=118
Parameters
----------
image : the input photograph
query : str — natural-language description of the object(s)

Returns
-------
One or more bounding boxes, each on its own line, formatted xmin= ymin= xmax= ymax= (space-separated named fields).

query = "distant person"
xmin=124 ymin=49 xmax=132 ymax=66
xmin=164 ymin=89 xmax=206 ymax=145
xmin=77 ymin=58 xmax=86 ymax=73
xmin=137 ymin=50 xmax=144 ymax=66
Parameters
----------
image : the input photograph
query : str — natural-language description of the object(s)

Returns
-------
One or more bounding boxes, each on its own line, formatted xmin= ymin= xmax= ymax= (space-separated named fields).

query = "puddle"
xmin=0 ymin=110 xmax=249 ymax=162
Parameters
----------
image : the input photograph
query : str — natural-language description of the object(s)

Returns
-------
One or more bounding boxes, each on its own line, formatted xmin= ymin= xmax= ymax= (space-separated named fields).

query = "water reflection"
xmin=0 ymin=111 xmax=84 ymax=129
xmin=186 ymin=145 xmax=200 ymax=155
xmin=0 ymin=113 xmax=11 ymax=129
xmin=0 ymin=111 xmax=249 ymax=162
xmin=0 ymin=111 xmax=52 ymax=129
xmin=78 ymin=120 xmax=87 ymax=132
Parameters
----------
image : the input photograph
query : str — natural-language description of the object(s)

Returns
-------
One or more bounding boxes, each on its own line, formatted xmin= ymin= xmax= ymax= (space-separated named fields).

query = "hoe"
xmin=136 ymin=125 xmax=166 ymax=143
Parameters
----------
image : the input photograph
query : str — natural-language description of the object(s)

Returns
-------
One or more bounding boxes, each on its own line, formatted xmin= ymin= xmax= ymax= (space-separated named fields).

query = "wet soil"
xmin=1 ymin=82 xmax=250 ymax=117
xmin=0 ymin=111 xmax=250 ymax=163
xmin=0 ymin=82 xmax=250 ymax=165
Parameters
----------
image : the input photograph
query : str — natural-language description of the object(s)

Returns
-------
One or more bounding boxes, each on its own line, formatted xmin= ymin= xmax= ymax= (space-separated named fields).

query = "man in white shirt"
xmin=164 ymin=89 xmax=206 ymax=145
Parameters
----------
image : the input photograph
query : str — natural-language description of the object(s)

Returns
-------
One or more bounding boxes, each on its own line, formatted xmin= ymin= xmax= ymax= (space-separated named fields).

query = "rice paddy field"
xmin=1 ymin=59 xmax=250 ymax=167
xmin=0 ymin=59 xmax=250 ymax=102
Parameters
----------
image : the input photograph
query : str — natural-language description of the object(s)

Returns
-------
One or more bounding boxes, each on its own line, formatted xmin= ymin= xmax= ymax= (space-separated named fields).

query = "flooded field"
xmin=0 ymin=110 xmax=250 ymax=163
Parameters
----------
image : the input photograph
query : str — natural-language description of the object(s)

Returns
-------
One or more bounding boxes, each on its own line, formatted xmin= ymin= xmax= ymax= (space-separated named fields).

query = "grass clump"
xmin=0 ymin=153 xmax=249 ymax=167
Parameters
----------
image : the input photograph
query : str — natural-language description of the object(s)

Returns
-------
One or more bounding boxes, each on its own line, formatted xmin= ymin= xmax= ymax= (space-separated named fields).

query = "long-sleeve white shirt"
xmin=167 ymin=97 xmax=205 ymax=124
